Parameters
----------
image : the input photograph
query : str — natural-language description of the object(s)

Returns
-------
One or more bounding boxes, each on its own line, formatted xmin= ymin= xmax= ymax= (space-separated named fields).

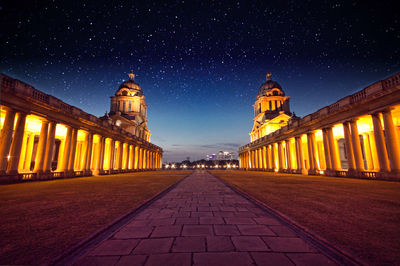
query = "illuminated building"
xmin=239 ymin=72 xmax=400 ymax=178
xmin=250 ymin=73 xmax=293 ymax=141
xmin=0 ymin=73 xmax=162 ymax=182
xmin=206 ymin=151 xmax=235 ymax=161
xmin=105 ymin=71 xmax=150 ymax=141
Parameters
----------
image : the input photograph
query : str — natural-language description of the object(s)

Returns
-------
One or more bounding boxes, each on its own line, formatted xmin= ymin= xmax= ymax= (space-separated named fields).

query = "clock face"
xmin=116 ymin=120 xmax=122 ymax=126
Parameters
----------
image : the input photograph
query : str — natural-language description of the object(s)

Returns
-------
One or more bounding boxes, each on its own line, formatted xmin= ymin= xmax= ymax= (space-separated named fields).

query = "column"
xmin=270 ymin=144 xmax=276 ymax=171
xmin=110 ymin=139 xmax=115 ymax=170
xmin=327 ymin=127 xmax=340 ymax=171
xmin=118 ymin=141 xmax=123 ymax=170
xmin=295 ymin=136 xmax=304 ymax=173
xmin=18 ymin=132 xmax=28 ymax=171
xmin=24 ymin=134 xmax=35 ymax=171
xmin=322 ymin=128 xmax=332 ymax=171
xmin=43 ymin=121 xmax=57 ymax=173
xmin=307 ymin=133 xmax=316 ymax=173
xmin=6 ymin=112 xmax=27 ymax=175
xmin=382 ymin=109 xmax=400 ymax=174
xmin=371 ymin=113 xmax=390 ymax=172
xmin=68 ymin=128 xmax=78 ymax=172
xmin=33 ymin=120 xmax=49 ymax=173
xmin=84 ymin=132 xmax=93 ymax=172
xmin=134 ymin=146 xmax=139 ymax=169
xmin=285 ymin=140 xmax=292 ymax=171
xmin=125 ymin=144 xmax=130 ymax=170
xmin=258 ymin=148 xmax=263 ymax=169
xmin=0 ymin=108 xmax=16 ymax=174
xmin=254 ymin=149 xmax=259 ymax=169
xmin=96 ymin=136 xmax=106 ymax=173
xmin=343 ymin=122 xmax=356 ymax=171
xmin=130 ymin=145 xmax=135 ymax=170
xmin=263 ymin=146 xmax=267 ymax=169
xmin=349 ymin=120 xmax=364 ymax=172
xmin=277 ymin=142 xmax=283 ymax=171
xmin=60 ymin=126 xmax=72 ymax=172
xmin=138 ymin=148 xmax=143 ymax=169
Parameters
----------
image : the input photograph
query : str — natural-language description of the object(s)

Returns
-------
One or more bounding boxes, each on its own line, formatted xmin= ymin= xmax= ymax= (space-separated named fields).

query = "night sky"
xmin=1 ymin=1 xmax=399 ymax=162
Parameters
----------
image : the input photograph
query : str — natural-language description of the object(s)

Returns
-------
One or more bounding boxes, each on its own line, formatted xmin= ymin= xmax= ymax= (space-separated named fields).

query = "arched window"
xmin=122 ymin=90 xmax=128 ymax=96
xmin=273 ymin=91 xmax=278 ymax=96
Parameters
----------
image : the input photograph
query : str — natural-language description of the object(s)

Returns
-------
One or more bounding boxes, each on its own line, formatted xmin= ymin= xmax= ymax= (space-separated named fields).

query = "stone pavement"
xmin=73 ymin=170 xmax=338 ymax=265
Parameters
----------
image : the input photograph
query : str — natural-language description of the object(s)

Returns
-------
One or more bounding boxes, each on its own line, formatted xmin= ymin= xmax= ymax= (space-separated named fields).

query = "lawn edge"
xmin=210 ymin=171 xmax=365 ymax=266
xmin=50 ymin=171 xmax=193 ymax=266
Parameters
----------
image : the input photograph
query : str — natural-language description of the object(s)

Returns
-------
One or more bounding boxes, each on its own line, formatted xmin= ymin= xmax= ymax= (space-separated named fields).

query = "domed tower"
xmin=250 ymin=72 xmax=292 ymax=141
xmin=108 ymin=71 xmax=150 ymax=141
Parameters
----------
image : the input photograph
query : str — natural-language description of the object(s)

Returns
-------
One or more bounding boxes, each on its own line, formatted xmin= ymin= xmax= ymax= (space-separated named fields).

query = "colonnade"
xmin=239 ymin=107 xmax=400 ymax=178
xmin=0 ymin=106 xmax=163 ymax=181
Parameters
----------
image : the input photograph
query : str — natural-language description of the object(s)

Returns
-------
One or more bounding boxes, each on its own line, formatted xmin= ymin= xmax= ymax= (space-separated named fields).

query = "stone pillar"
xmin=84 ymin=132 xmax=93 ymax=172
xmin=138 ymin=148 xmax=143 ymax=169
xmin=270 ymin=144 xmax=276 ymax=171
xmin=134 ymin=146 xmax=139 ymax=169
xmin=327 ymin=127 xmax=340 ymax=171
xmin=263 ymin=146 xmax=267 ymax=169
xmin=295 ymin=137 xmax=303 ymax=173
xmin=285 ymin=140 xmax=292 ymax=171
xmin=125 ymin=144 xmax=130 ymax=170
xmin=382 ymin=109 xmax=400 ymax=175
xmin=60 ymin=126 xmax=72 ymax=172
xmin=130 ymin=145 xmax=135 ymax=170
xmin=18 ymin=132 xmax=28 ymax=171
xmin=34 ymin=120 xmax=49 ymax=174
xmin=343 ymin=122 xmax=356 ymax=172
xmin=68 ymin=128 xmax=78 ymax=173
xmin=43 ymin=121 xmax=57 ymax=173
xmin=277 ymin=142 xmax=284 ymax=171
xmin=110 ymin=139 xmax=115 ymax=170
xmin=350 ymin=120 xmax=364 ymax=172
xmin=371 ymin=113 xmax=390 ymax=172
xmin=6 ymin=112 xmax=27 ymax=175
xmin=118 ymin=142 xmax=123 ymax=170
xmin=307 ymin=133 xmax=316 ymax=173
xmin=322 ymin=128 xmax=332 ymax=171
xmin=0 ymin=108 xmax=16 ymax=174
xmin=24 ymin=134 xmax=35 ymax=171
xmin=96 ymin=136 xmax=106 ymax=173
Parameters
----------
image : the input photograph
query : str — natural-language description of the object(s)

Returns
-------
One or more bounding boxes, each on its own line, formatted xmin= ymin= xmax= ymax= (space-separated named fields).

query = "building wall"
xmin=239 ymin=72 xmax=400 ymax=178
xmin=0 ymin=74 xmax=163 ymax=182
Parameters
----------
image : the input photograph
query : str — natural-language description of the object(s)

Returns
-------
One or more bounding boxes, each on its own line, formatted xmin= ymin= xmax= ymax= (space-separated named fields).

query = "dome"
xmin=116 ymin=72 xmax=143 ymax=96
xmin=257 ymin=73 xmax=284 ymax=98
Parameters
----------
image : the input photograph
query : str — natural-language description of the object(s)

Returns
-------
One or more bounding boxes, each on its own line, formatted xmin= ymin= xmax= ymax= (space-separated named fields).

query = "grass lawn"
xmin=0 ymin=170 xmax=192 ymax=265
xmin=210 ymin=170 xmax=400 ymax=265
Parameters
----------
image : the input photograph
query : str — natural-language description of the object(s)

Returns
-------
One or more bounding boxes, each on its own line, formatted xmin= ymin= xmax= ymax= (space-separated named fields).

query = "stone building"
xmin=250 ymin=73 xmax=292 ymax=141
xmin=0 ymin=73 xmax=162 ymax=182
xmin=239 ymin=72 xmax=400 ymax=178
xmin=105 ymin=72 xmax=150 ymax=141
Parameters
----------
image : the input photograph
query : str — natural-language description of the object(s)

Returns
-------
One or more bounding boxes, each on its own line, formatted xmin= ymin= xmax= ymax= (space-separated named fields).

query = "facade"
xmin=239 ymin=72 xmax=400 ymax=179
xmin=250 ymin=73 xmax=292 ymax=142
xmin=0 ymin=73 xmax=163 ymax=183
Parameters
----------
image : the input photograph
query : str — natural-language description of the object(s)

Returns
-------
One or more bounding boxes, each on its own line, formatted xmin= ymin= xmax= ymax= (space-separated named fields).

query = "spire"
xmin=128 ymin=71 xmax=135 ymax=80
xmin=266 ymin=72 xmax=272 ymax=81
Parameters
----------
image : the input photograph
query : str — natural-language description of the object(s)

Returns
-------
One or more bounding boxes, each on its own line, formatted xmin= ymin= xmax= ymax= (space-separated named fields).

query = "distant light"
xmin=320 ymin=170 xmax=324 ymax=174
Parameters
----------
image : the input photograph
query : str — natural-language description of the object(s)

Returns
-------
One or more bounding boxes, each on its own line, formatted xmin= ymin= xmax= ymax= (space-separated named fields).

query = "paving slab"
xmin=69 ymin=170 xmax=341 ymax=265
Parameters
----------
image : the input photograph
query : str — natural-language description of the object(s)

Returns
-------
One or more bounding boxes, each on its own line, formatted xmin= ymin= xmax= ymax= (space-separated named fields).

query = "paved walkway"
xmin=74 ymin=170 xmax=337 ymax=265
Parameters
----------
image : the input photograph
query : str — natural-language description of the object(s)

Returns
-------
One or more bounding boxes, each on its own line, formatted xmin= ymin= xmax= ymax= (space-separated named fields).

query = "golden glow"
xmin=77 ymin=129 xmax=87 ymax=142
xmin=332 ymin=124 xmax=344 ymax=139
xmin=55 ymin=124 xmax=68 ymax=139
xmin=25 ymin=115 xmax=43 ymax=133
xmin=356 ymin=115 xmax=374 ymax=134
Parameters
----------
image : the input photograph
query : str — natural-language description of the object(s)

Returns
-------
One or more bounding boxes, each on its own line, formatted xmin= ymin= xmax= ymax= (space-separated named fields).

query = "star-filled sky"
xmin=1 ymin=1 xmax=399 ymax=162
